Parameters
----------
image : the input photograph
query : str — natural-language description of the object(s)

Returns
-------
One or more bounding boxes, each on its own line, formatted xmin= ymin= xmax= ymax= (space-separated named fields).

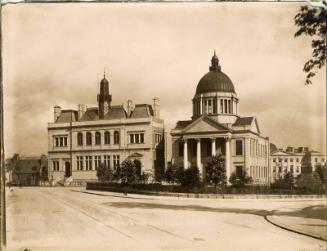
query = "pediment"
xmin=182 ymin=116 xmax=230 ymax=134
xmin=250 ymin=118 xmax=261 ymax=134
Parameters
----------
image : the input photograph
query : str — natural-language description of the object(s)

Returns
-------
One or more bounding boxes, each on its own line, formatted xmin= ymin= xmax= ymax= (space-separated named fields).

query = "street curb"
xmin=264 ymin=215 xmax=327 ymax=241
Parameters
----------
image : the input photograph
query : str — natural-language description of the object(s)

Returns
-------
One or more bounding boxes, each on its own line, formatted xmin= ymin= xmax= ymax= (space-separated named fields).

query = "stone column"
xmin=184 ymin=139 xmax=188 ymax=169
xmin=196 ymin=138 xmax=202 ymax=178
xmin=225 ymin=137 xmax=231 ymax=184
xmin=211 ymin=138 xmax=216 ymax=156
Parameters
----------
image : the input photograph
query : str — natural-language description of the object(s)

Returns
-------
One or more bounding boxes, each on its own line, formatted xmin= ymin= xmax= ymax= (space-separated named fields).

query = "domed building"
xmin=171 ymin=52 xmax=270 ymax=185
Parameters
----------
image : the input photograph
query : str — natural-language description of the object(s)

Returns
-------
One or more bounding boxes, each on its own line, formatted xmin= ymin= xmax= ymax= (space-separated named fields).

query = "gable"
xmin=182 ymin=116 xmax=229 ymax=134
xmin=250 ymin=118 xmax=261 ymax=134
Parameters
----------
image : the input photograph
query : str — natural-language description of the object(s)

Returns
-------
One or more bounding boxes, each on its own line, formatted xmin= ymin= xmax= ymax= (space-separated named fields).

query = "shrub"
xmin=180 ymin=166 xmax=201 ymax=188
xmin=229 ymin=171 xmax=252 ymax=188
xmin=206 ymin=154 xmax=226 ymax=188
xmin=296 ymin=172 xmax=323 ymax=191
xmin=96 ymin=163 xmax=113 ymax=182
xmin=164 ymin=164 xmax=174 ymax=184
xmin=120 ymin=159 xmax=136 ymax=185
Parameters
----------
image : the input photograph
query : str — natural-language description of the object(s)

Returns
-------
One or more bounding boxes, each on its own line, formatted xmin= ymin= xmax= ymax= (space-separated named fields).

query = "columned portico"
xmin=196 ymin=138 xmax=202 ymax=178
xmin=211 ymin=138 xmax=216 ymax=156
xmin=183 ymin=139 xmax=188 ymax=169
xmin=225 ymin=136 xmax=231 ymax=184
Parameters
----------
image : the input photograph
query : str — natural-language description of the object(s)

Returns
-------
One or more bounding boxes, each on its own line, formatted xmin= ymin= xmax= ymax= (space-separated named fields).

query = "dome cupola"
xmin=196 ymin=51 xmax=235 ymax=95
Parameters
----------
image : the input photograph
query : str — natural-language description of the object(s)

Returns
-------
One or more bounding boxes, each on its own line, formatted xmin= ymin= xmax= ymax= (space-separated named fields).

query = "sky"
xmin=2 ymin=2 xmax=326 ymax=157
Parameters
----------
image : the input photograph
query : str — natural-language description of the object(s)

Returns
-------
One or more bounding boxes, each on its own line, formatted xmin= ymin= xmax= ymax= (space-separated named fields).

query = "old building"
xmin=8 ymin=154 xmax=48 ymax=186
xmin=47 ymin=73 xmax=165 ymax=184
xmin=270 ymin=146 xmax=326 ymax=182
xmin=171 ymin=52 xmax=270 ymax=185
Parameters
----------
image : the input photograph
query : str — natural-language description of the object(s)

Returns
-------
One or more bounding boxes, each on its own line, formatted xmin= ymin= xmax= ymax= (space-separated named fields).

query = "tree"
xmin=96 ymin=163 xmax=112 ymax=183
xmin=206 ymin=154 xmax=227 ymax=188
xmin=164 ymin=164 xmax=174 ymax=184
xmin=271 ymin=171 xmax=295 ymax=189
xmin=314 ymin=164 xmax=327 ymax=185
xmin=120 ymin=159 xmax=136 ymax=186
xmin=180 ymin=166 xmax=201 ymax=188
xmin=297 ymin=172 xmax=323 ymax=191
xmin=229 ymin=171 xmax=252 ymax=188
xmin=294 ymin=4 xmax=327 ymax=85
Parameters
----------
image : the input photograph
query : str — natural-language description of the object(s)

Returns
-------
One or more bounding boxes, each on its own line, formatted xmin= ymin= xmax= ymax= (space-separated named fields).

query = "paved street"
xmin=6 ymin=187 xmax=327 ymax=251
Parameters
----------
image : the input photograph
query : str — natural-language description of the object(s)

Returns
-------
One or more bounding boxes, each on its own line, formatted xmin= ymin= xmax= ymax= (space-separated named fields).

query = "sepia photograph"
xmin=1 ymin=1 xmax=326 ymax=251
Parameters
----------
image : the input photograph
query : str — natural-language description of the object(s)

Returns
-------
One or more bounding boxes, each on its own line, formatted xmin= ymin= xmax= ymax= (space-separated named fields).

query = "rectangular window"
xmin=135 ymin=134 xmax=140 ymax=144
xmin=53 ymin=161 xmax=59 ymax=171
xmin=235 ymin=140 xmax=243 ymax=156
xmin=104 ymin=155 xmax=111 ymax=168
xmin=220 ymin=99 xmax=223 ymax=113
xmin=236 ymin=166 xmax=243 ymax=178
xmin=207 ymin=99 xmax=213 ymax=114
xmin=54 ymin=136 xmax=68 ymax=147
xmin=85 ymin=156 xmax=93 ymax=171
xmin=113 ymin=155 xmax=120 ymax=170
xmin=178 ymin=142 xmax=183 ymax=157
xmin=284 ymin=158 xmax=288 ymax=162
xmin=140 ymin=133 xmax=144 ymax=143
xmin=94 ymin=155 xmax=101 ymax=170
xmin=77 ymin=156 xmax=83 ymax=171
xmin=224 ymin=99 xmax=227 ymax=113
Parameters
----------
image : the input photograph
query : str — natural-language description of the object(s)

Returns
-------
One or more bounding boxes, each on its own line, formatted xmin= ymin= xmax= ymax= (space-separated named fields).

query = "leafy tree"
xmin=133 ymin=159 xmax=142 ymax=181
xmin=206 ymin=154 xmax=227 ymax=188
xmin=271 ymin=171 xmax=295 ymax=189
xmin=314 ymin=164 xmax=327 ymax=184
xmin=40 ymin=166 xmax=48 ymax=181
xmin=96 ymin=163 xmax=112 ymax=183
xmin=180 ymin=166 xmax=201 ymax=188
xmin=294 ymin=4 xmax=327 ymax=85
xmin=164 ymin=164 xmax=174 ymax=184
xmin=120 ymin=159 xmax=136 ymax=185
xmin=297 ymin=172 xmax=323 ymax=190
xmin=229 ymin=171 xmax=253 ymax=188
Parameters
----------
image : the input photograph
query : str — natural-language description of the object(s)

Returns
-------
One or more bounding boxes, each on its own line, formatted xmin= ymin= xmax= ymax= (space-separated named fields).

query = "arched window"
xmin=77 ymin=132 xmax=83 ymax=146
xmin=86 ymin=132 xmax=92 ymax=145
xmin=114 ymin=131 xmax=120 ymax=145
xmin=95 ymin=132 xmax=101 ymax=145
xmin=104 ymin=131 xmax=110 ymax=145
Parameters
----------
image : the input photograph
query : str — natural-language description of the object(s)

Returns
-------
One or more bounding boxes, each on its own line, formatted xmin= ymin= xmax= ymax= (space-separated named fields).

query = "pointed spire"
xmin=103 ymin=68 xmax=106 ymax=79
xmin=214 ymin=49 xmax=216 ymax=57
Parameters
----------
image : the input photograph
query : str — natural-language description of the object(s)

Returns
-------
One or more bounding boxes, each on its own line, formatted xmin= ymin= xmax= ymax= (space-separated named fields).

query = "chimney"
xmin=78 ymin=104 xmax=87 ymax=120
xmin=127 ymin=99 xmax=134 ymax=117
xmin=54 ymin=106 xmax=61 ymax=122
xmin=153 ymin=97 xmax=160 ymax=118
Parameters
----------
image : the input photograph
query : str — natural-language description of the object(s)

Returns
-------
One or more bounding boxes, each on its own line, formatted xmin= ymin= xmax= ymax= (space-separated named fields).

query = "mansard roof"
xmin=80 ymin=107 xmax=99 ymax=121
xmin=130 ymin=104 xmax=154 ymax=118
xmin=104 ymin=105 xmax=127 ymax=120
xmin=56 ymin=110 xmax=78 ymax=123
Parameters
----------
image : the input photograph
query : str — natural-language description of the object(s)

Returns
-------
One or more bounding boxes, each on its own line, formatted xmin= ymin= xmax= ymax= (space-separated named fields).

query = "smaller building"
xmin=270 ymin=146 xmax=326 ymax=182
xmin=7 ymin=154 xmax=48 ymax=186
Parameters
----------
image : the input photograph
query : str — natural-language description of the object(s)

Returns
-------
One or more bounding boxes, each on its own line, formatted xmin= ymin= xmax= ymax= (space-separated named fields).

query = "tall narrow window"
xmin=95 ymin=132 xmax=101 ymax=145
xmin=77 ymin=133 xmax=83 ymax=146
xmin=86 ymin=132 xmax=92 ymax=145
xmin=104 ymin=155 xmax=111 ymax=168
xmin=114 ymin=131 xmax=120 ymax=145
xmin=104 ymin=131 xmax=110 ymax=145
xmin=178 ymin=141 xmax=183 ymax=157
xmin=228 ymin=100 xmax=231 ymax=114
xmin=94 ymin=155 xmax=101 ymax=170
xmin=224 ymin=99 xmax=228 ymax=113
xmin=235 ymin=140 xmax=243 ymax=156
xmin=140 ymin=133 xmax=144 ymax=143
xmin=220 ymin=99 xmax=223 ymax=113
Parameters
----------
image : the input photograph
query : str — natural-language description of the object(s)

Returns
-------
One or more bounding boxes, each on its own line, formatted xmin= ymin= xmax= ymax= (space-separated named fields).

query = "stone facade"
xmin=171 ymin=53 xmax=270 ymax=185
xmin=48 ymin=74 xmax=164 ymax=184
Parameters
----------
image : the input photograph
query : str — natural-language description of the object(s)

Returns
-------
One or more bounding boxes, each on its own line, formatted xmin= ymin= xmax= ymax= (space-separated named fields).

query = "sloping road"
xmin=6 ymin=187 xmax=327 ymax=251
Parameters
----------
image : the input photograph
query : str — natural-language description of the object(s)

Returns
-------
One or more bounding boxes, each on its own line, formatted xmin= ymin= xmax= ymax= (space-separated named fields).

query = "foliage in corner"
xmin=294 ymin=4 xmax=327 ymax=85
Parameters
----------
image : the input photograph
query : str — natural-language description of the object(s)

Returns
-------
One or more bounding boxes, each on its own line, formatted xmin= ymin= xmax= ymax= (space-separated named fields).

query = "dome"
xmin=196 ymin=71 xmax=235 ymax=94
xmin=195 ymin=52 xmax=235 ymax=95
xmin=100 ymin=77 xmax=109 ymax=85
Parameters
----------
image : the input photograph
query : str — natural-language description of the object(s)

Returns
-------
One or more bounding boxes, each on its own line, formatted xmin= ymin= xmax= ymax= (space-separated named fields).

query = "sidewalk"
xmin=266 ymin=204 xmax=327 ymax=240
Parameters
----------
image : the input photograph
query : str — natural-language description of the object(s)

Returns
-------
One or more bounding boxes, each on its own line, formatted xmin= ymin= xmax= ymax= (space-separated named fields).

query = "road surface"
xmin=6 ymin=187 xmax=327 ymax=251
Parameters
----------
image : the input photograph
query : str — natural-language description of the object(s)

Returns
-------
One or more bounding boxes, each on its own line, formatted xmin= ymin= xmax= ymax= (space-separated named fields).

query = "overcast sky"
xmin=2 ymin=2 xmax=326 ymax=157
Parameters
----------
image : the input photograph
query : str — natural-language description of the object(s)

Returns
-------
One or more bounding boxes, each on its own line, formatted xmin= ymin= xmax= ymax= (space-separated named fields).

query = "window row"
xmin=76 ymin=155 xmax=120 ymax=171
xmin=154 ymin=133 xmax=163 ymax=144
xmin=194 ymin=98 xmax=234 ymax=115
xmin=272 ymin=158 xmax=300 ymax=163
xmin=272 ymin=165 xmax=300 ymax=173
xmin=250 ymin=165 xmax=268 ymax=178
xmin=250 ymin=140 xmax=267 ymax=157
xmin=129 ymin=133 xmax=145 ymax=144
xmin=54 ymin=136 xmax=68 ymax=147
xmin=77 ymin=131 xmax=120 ymax=146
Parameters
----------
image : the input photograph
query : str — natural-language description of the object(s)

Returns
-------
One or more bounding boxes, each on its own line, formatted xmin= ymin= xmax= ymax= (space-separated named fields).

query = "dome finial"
xmin=210 ymin=51 xmax=221 ymax=72
xmin=103 ymin=68 xmax=106 ymax=79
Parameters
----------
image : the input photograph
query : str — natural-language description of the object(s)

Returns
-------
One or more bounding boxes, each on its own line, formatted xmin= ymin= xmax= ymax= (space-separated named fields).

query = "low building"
xmin=270 ymin=146 xmax=326 ymax=182
xmin=8 ymin=154 xmax=48 ymax=186
xmin=171 ymin=52 xmax=270 ymax=185
xmin=47 ymin=73 xmax=165 ymax=184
